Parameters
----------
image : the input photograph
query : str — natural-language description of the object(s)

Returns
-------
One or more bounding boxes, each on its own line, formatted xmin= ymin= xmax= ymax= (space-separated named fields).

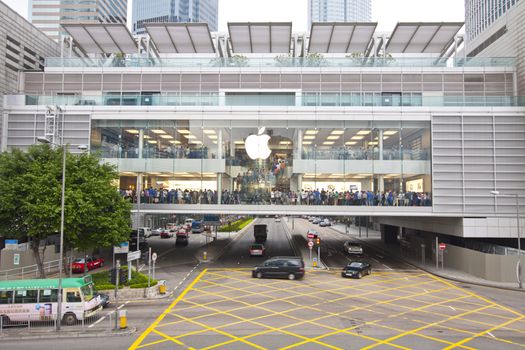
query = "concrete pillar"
xmin=217 ymin=173 xmax=222 ymax=204
xmin=378 ymin=129 xmax=384 ymax=193
xmin=217 ymin=129 xmax=223 ymax=159
xmin=295 ymin=129 xmax=303 ymax=160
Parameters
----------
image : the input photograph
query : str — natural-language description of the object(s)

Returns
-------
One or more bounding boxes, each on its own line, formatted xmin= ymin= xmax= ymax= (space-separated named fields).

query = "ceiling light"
xmin=326 ymin=135 xmax=340 ymax=140
xmin=357 ymin=130 xmax=371 ymax=135
xmin=184 ymin=135 xmax=196 ymax=139
xmin=160 ymin=135 xmax=173 ymax=139
xmin=302 ymin=141 xmax=312 ymax=145
xmin=125 ymin=129 xmax=139 ymax=134
xmin=208 ymin=135 xmax=218 ymax=139
xmin=189 ymin=140 xmax=202 ymax=144
xmin=331 ymin=130 xmax=344 ymax=135
xmin=345 ymin=141 xmax=357 ymax=145
xmin=383 ymin=130 xmax=398 ymax=135
xmin=323 ymin=141 xmax=335 ymax=145
xmin=234 ymin=140 xmax=244 ymax=144
xmin=351 ymin=135 xmax=364 ymax=140
xmin=143 ymin=135 xmax=151 ymax=139
xmin=169 ymin=140 xmax=181 ymax=144
xmin=203 ymin=129 xmax=216 ymax=134
xmin=147 ymin=140 xmax=157 ymax=144
xmin=279 ymin=141 xmax=292 ymax=145
xmin=151 ymin=129 xmax=166 ymax=134
xmin=305 ymin=130 xmax=318 ymax=135
xmin=368 ymin=141 xmax=378 ymax=145
xmin=303 ymin=135 xmax=316 ymax=140
xmin=177 ymin=129 xmax=190 ymax=134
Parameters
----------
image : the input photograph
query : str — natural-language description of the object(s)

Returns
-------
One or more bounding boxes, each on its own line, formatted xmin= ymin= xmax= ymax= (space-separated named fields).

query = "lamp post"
xmin=490 ymin=190 xmax=522 ymax=289
xmin=37 ymin=136 xmax=87 ymax=330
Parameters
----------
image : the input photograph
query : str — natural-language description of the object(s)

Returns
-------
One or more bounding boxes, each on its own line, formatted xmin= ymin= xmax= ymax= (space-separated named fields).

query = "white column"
xmin=217 ymin=173 xmax=222 ymax=204
xmin=138 ymin=129 xmax=144 ymax=159
xmin=217 ymin=129 xmax=223 ymax=159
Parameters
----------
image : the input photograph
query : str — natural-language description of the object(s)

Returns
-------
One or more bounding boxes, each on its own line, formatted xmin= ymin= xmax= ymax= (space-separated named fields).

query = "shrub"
xmin=91 ymin=268 xmax=156 ymax=290
xmin=218 ymin=217 xmax=253 ymax=232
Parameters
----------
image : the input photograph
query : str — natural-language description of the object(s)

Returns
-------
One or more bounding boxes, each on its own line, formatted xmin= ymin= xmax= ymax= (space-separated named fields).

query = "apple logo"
xmin=245 ymin=127 xmax=271 ymax=160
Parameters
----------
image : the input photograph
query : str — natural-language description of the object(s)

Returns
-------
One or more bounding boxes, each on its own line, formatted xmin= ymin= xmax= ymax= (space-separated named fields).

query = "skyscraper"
xmin=132 ymin=0 xmax=219 ymax=35
xmin=465 ymin=0 xmax=520 ymax=42
xmin=308 ymin=0 xmax=372 ymax=28
xmin=29 ymin=0 xmax=128 ymax=42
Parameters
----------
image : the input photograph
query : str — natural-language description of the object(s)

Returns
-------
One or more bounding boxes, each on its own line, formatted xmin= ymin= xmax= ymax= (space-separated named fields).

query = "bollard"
xmin=158 ymin=280 xmax=167 ymax=294
xmin=313 ymin=258 xmax=318 ymax=268
xmin=119 ymin=309 xmax=127 ymax=329
xmin=203 ymin=251 xmax=207 ymax=260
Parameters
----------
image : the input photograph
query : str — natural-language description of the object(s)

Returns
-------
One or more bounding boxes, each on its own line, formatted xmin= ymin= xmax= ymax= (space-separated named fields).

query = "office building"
xmin=29 ymin=0 xmax=127 ymax=41
xmin=0 ymin=0 xmax=59 ymax=149
xmin=465 ymin=0 xmax=520 ymax=42
xmin=1 ymin=21 xmax=523 ymax=277
xmin=132 ymin=0 xmax=219 ymax=35
xmin=308 ymin=0 xmax=372 ymax=28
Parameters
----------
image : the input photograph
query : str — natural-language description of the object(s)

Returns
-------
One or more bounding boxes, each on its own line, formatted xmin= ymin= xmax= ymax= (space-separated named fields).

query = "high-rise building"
xmin=308 ymin=0 xmax=372 ymax=27
xmin=132 ymin=0 xmax=219 ymax=35
xmin=29 ymin=0 xmax=128 ymax=42
xmin=464 ymin=0 xmax=524 ymax=94
xmin=465 ymin=0 xmax=520 ymax=42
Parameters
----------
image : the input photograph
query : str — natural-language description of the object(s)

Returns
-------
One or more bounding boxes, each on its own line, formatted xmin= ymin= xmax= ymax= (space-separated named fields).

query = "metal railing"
xmin=0 ymin=258 xmax=66 ymax=280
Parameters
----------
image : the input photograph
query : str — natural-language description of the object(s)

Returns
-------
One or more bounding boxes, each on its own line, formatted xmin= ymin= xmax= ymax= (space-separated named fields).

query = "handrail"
xmin=0 ymin=258 xmax=69 ymax=280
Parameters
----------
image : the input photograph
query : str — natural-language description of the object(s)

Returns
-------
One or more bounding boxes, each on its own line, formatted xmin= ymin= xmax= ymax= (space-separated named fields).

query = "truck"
xmin=254 ymin=224 xmax=268 ymax=243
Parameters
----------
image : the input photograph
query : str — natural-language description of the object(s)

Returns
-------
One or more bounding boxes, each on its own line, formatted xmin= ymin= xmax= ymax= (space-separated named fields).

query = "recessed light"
xmin=234 ymin=140 xmax=244 ymax=144
xmin=208 ymin=135 xmax=218 ymax=139
xmin=184 ymin=135 xmax=196 ymax=139
xmin=143 ymin=135 xmax=151 ymax=139
xmin=177 ymin=129 xmax=190 ymax=134
xmin=345 ymin=141 xmax=357 ymax=145
xmin=305 ymin=130 xmax=318 ymax=135
xmin=125 ymin=129 xmax=139 ymax=134
xmin=279 ymin=141 xmax=292 ymax=145
xmin=189 ymin=140 xmax=202 ymax=144
xmin=384 ymin=130 xmax=398 ymax=135
xmin=160 ymin=135 xmax=173 ymax=139
xmin=331 ymin=130 xmax=344 ymax=135
xmin=303 ymin=135 xmax=316 ymax=140
xmin=203 ymin=129 xmax=216 ymax=134
xmin=151 ymin=129 xmax=165 ymax=134
xmin=351 ymin=135 xmax=365 ymax=140
xmin=302 ymin=141 xmax=312 ymax=145
xmin=147 ymin=140 xmax=157 ymax=144
xmin=169 ymin=140 xmax=181 ymax=144
xmin=357 ymin=130 xmax=371 ymax=135
xmin=327 ymin=135 xmax=340 ymax=140
xmin=323 ymin=141 xmax=335 ymax=145
xmin=368 ymin=141 xmax=378 ymax=145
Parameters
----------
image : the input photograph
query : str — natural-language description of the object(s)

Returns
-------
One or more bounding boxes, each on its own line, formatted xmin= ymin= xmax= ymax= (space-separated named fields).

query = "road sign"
xmin=13 ymin=253 xmax=20 ymax=265
xmin=127 ymin=250 xmax=141 ymax=262
xmin=439 ymin=243 xmax=446 ymax=251
xmin=308 ymin=241 xmax=314 ymax=249
xmin=151 ymin=252 xmax=157 ymax=262
xmin=114 ymin=242 xmax=129 ymax=254
xmin=5 ymin=240 xmax=18 ymax=250
xmin=307 ymin=232 xmax=315 ymax=239
xmin=203 ymin=215 xmax=221 ymax=225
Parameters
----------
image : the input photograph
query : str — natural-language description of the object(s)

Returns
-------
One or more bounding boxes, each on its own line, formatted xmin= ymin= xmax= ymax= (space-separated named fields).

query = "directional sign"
xmin=439 ymin=243 xmax=446 ymax=251
xmin=127 ymin=250 xmax=141 ymax=262
xmin=151 ymin=252 xmax=157 ymax=262
xmin=114 ymin=242 xmax=129 ymax=254
xmin=308 ymin=241 xmax=314 ymax=249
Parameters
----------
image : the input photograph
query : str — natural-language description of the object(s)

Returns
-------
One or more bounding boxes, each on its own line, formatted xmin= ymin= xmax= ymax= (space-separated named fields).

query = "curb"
xmin=330 ymin=226 xmax=525 ymax=293
xmin=284 ymin=218 xmax=329 ymax=271
xmin=0 ymin=327 xmax=137 ymax=340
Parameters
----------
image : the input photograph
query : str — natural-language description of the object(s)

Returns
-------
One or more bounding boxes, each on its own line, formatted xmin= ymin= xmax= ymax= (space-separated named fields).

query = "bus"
xmin=191 ymin=220 xmax=204 ymax=233
xmin=0 ymin=275 xmax=103 ymax=326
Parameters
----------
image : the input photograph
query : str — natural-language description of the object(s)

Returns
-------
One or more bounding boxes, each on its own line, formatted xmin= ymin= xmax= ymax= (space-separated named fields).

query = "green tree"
xmin=0 ymin=144 xmax=131 ymax=278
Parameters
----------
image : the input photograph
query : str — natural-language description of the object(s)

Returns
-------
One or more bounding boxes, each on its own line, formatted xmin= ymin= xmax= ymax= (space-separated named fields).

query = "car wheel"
xmin=358 ymin=272 xmax=362 ymax=279
xmin=62 ymin=312 xmax=77 ymax=326
xmin=288 ymin=273 xmax=296 ymax=280
xmin=256 ymin=272 xmax=263 ymax=279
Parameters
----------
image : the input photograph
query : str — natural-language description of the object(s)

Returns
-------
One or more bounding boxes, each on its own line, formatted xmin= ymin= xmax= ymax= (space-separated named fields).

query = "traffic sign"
xmin=308 ymin=241 xmax=314 ymax=249
xmin=151 ymin=252 xmax=157 ymax=262
xmin=127 ymin=250 xmax=141 ymax=262
xmin=307 ymin=232 xmax=315 ymax=239
xmin=439 ymin=243 xmax=446 ymax=251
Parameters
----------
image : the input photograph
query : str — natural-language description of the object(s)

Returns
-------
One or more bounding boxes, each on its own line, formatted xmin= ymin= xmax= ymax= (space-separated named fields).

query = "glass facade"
xmin=92 ymin=120 xmax=431 ymax=206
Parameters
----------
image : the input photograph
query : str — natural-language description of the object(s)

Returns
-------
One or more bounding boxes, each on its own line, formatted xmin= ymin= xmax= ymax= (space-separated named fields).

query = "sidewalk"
xmin=330 ymin=223 xmax=525 ymax=292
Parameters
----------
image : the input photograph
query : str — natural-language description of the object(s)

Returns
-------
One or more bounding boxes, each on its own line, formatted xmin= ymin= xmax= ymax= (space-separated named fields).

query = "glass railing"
xmin=44 ymin=56 xmax=516 ymax=68
xmin=9 ymin=94 xmax=524 ymax=107
xmin=301 ymin=148 xmax=430 ymax=161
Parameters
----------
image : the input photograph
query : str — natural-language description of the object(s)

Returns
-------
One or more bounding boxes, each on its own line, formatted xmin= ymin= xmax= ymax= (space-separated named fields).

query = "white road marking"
xmin=89 ymin=301 xmax=129 ymax=328
xmin=424 ymin=289 xmax=429 ymax=293
xmin=382 ymin=264 xmax=393 ymax=270
xmin=487 ymin=332 xmax=496 ymax=338
xmin=170 ymin=262 xmax=200 ymax=297
xmin=371 ymin=258 xmax=380 ymax=264
xmin=448 ymin=306 xmax=456 ymax=311
xmin=377 ymin=255 xmax=384 ymax=259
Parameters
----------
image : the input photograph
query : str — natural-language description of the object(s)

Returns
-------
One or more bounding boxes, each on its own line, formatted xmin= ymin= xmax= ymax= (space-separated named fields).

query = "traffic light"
xmin=316 ymin=237 xmax=321 ymax=245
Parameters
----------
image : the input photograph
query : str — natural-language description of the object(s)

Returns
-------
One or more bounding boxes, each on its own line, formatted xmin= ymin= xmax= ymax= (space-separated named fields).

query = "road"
xmin=2 ymin=217 xmax=525 ymax=350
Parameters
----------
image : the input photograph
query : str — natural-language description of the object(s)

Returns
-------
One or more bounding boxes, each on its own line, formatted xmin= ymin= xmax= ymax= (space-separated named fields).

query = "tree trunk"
xmin=31 ymin=240 xmax=46 ymax=279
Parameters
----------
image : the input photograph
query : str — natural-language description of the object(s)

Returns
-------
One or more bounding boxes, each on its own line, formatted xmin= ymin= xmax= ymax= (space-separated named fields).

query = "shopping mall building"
xmin=2 ymin=22 xmax=524 ymax=243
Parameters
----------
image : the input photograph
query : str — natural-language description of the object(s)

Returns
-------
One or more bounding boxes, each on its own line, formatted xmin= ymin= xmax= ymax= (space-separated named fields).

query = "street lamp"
xmin=490 ymin=190 xmax=522 ymax=289
xmin=37 ymin=136 xmax=88 ymax=330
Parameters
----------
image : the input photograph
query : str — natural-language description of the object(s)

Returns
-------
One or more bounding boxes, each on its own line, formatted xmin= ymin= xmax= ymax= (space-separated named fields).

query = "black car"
xmin=97 ymin=293 xmax=110 ymax=308
xmin=341 ymin=261 xmax=371 ymax=279
xmin=252 ymin=256 xmax=305 ymax=280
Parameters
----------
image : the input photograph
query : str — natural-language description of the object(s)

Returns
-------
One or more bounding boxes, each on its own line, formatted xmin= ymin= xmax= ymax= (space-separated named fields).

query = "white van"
xmin=184 ymin=218 xmax=194 ymax=225
xmin=138 ymin=227 xmax=152 ymax=238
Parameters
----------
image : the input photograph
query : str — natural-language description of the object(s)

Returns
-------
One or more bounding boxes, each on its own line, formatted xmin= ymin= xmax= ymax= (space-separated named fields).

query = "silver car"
xmin=344 ymin=241 xmax=363 ymax=255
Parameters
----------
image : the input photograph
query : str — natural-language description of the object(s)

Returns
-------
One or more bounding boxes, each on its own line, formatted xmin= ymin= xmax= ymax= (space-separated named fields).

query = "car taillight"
xmin=299 ymin=267 xmax=304 ymax=272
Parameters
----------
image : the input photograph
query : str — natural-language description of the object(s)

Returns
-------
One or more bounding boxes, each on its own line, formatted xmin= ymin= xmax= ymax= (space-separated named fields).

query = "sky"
xmin=4 ymin=0 xmax=464 ymax=33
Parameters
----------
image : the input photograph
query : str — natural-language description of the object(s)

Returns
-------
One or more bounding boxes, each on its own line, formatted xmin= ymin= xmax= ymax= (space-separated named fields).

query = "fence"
xmin=0 ymin=258 xmax=70 ymax=280
xmin=0 ymin=307 xmax=117 ymax=335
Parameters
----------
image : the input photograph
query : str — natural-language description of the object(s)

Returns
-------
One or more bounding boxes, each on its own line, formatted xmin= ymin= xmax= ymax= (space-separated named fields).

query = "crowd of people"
xmin=302 ymin=146 xmax=429 ymax=161
xmin=120 ymin=187 xmax=432 ymax=207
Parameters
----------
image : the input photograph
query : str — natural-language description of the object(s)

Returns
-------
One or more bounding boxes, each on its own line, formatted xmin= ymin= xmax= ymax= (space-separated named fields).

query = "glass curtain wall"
xmin=92 ymin=119 xmax=431 ymax=206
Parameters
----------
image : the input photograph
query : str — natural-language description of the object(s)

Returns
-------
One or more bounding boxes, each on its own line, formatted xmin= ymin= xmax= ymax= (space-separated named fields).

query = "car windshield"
xmin=251 ymin=245 xmax=262 ymax=250
xmin=348 ymin=262 xmax=363 ymax=268
xmin=349 ymin=243 xmax=360 ymax=247
xmin=81 ymin=284 xmax=94 ymax=302
xmin=73 ymin=258 xmax=85 ymax=263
